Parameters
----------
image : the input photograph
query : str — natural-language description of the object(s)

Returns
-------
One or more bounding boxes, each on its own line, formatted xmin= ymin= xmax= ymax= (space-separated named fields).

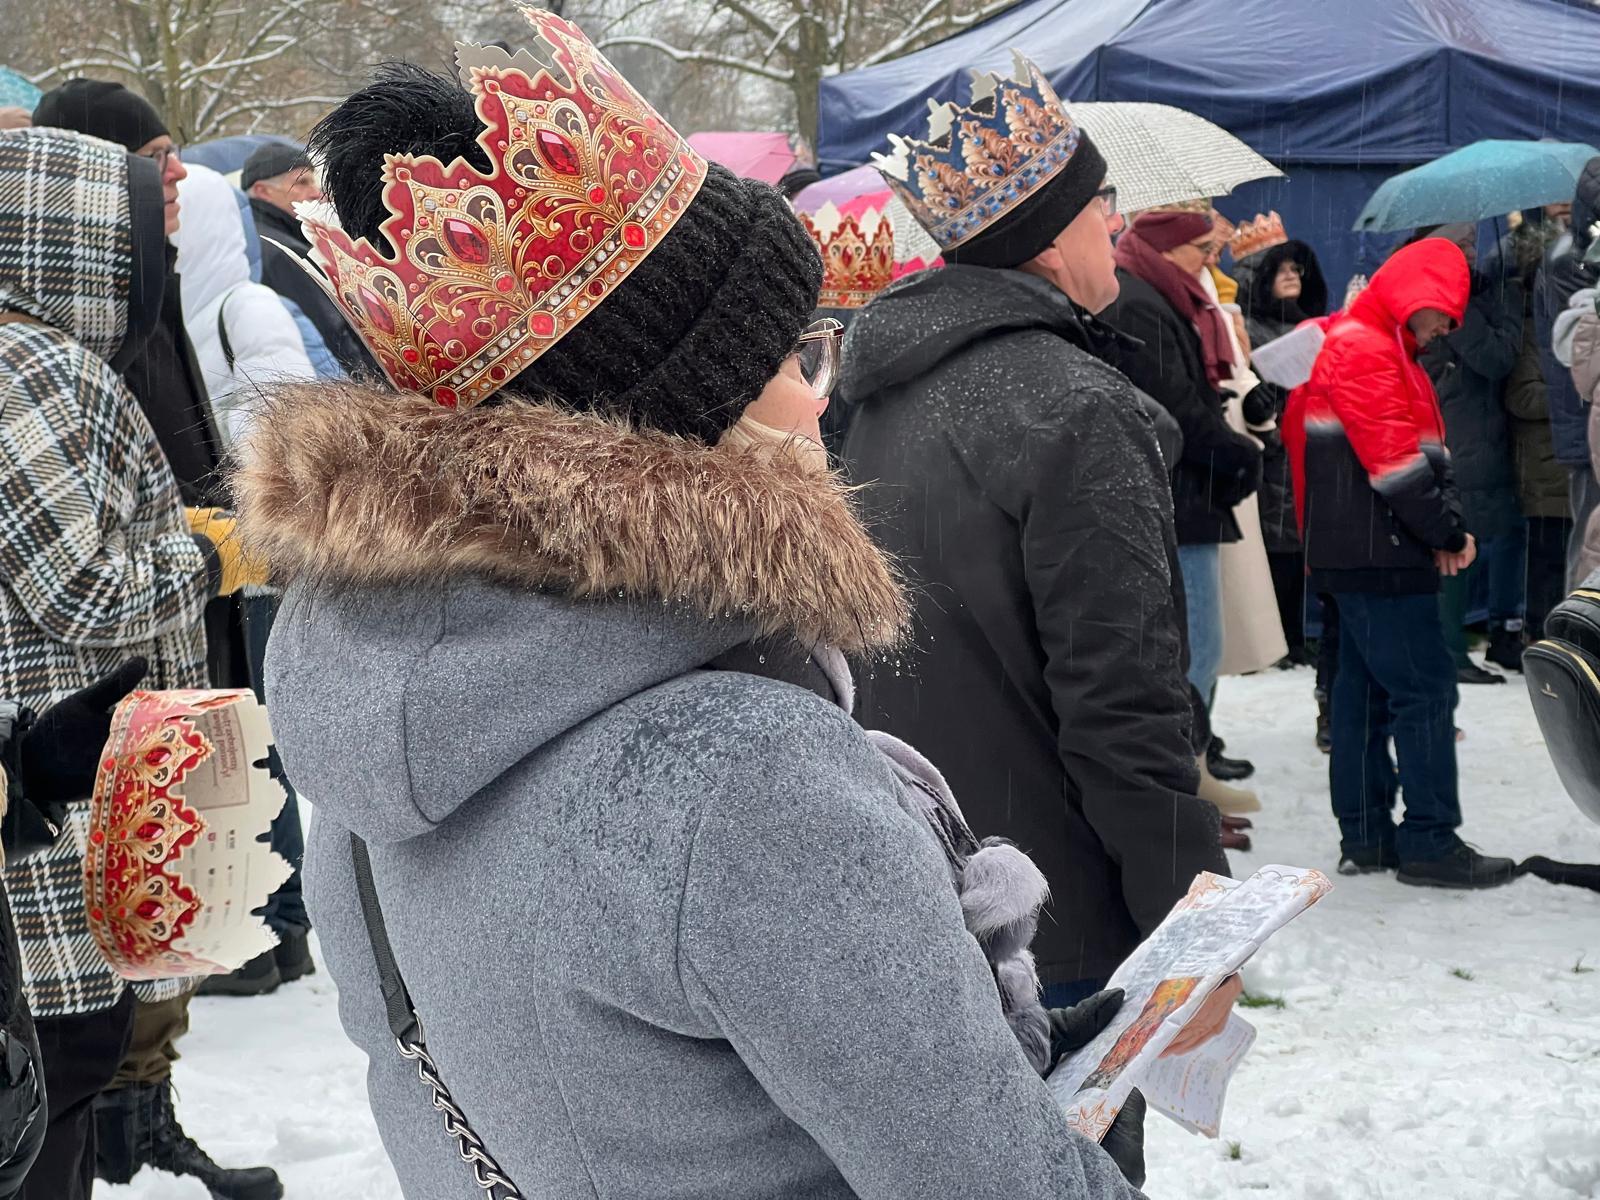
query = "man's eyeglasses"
xmin=140 ymin=143 xmax=181 ymax=174
xmin=1095 ymin=185 xmax=1119 ymax=219
xmin=795 ymin=318 xmax=844 ymax=398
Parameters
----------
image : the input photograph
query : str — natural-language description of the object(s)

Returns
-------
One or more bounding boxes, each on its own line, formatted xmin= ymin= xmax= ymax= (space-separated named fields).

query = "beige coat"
xmin=1205 ymin=281 xmax=1288 ymax=676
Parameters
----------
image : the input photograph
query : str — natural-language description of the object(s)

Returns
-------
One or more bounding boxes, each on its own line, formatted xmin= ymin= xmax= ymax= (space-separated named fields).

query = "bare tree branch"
xmin=597 ymin=35 xmax=795 ymax=83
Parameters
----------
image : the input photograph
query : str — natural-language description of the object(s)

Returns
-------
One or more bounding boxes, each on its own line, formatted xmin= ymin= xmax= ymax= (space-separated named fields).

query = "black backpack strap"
xmin=349 ymin=834 xmax=523 ymax=1199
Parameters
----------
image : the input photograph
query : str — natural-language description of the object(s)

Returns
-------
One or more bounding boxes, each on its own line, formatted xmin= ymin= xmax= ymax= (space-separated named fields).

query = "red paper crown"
xmin=799 ymin=203 xmax=896 ymax=309
xmin=293 ymin=8 xmax=707 ymax=408
xmin=83 ymin=691 xmax=242 ymax=980
xmin=1229 ymin=211 xmax=1288 ymax=260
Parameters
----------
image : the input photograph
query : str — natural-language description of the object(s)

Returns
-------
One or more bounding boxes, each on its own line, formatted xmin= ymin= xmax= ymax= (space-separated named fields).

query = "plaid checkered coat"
xmin=0 ymin=129 xmax=210 ymax=1017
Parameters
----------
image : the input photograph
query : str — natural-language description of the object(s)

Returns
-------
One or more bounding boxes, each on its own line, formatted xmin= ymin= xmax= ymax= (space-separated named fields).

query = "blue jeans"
xmin=1329 ymin=592 xmax=1462 ymax=862
xmin=243 ymin=595 xmax=309 ymax=934
xmin=1177 ymin=543 xmax=1223 ymax=702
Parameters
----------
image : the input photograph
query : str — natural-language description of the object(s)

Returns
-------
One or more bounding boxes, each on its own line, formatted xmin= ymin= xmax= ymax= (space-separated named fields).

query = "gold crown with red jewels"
xmin=798 ymin=203 xmax=896 ymax=309
xmin=1229 ymin=211 xmax=1288 ymax=260
xmin=291 ymin=7 xmax=706 ymax=408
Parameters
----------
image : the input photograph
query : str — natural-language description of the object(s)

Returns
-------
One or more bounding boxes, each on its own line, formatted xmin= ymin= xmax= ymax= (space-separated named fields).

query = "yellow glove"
xmin=186 ymin=507 xmax=269 ymax=597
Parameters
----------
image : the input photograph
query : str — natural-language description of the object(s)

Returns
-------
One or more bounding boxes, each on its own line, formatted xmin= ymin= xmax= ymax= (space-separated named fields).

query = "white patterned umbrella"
xmin=1070 ymin=102 xmax=1283 ymax=215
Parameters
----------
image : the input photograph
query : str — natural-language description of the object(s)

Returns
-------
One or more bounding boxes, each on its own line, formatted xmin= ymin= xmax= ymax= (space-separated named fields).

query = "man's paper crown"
xmin=290 ymin=7 xmax=705 ymax=409
xmin=798 ymin=203 xmax=896 ymax=309
xmin=1230 ymin=211 xmax=1289 ymax=260
xmin=871 ymin=51 xmax=1084 ymax=253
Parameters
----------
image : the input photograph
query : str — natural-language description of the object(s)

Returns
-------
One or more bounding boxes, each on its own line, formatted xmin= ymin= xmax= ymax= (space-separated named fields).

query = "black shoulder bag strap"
xmin=349 ymin=834 xmax=524 ymax=1199
xmin=216 ymin=287 xmax=240 ymax=372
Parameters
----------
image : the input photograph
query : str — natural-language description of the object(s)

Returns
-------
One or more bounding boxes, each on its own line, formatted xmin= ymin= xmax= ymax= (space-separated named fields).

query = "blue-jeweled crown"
xmin=872 ymin=52 xmax=1081 ymax=252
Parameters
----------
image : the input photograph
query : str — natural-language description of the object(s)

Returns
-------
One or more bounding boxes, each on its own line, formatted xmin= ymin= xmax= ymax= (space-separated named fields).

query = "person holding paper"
xmin=240 ymin=20 xmax=1157 ymax=1198
xmin=1286 ymin=238 xmax=1519 ymax=888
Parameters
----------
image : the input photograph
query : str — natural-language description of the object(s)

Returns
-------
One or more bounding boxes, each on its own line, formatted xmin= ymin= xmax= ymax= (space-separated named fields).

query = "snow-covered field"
xmin=106 ymin=665 xmax=1600 ymax=1199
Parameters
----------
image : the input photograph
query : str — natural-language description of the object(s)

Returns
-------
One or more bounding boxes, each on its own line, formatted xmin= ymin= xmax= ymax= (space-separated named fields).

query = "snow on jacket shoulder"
xmin=1288 ymin=239 xmax=1469 ymax=595
xmin=174 ymin=165 xmax=313 ymax=449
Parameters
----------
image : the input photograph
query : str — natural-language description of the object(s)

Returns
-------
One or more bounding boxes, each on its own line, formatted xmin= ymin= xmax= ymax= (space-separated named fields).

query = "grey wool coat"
xmin=236 ymin=382 xmax=1145 ymax=1200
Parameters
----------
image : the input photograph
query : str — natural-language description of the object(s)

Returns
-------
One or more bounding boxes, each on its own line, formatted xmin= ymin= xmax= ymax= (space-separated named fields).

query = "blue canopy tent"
xmin=819 ymin=0 xmax=1600 ymax=293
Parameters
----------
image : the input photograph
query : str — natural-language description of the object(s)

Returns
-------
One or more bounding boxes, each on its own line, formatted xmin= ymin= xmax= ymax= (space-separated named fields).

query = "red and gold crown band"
xmin=798 ymin=203 xmax=896 ymax=310
xmin=293 ymin=7 xmax=707 ymax=408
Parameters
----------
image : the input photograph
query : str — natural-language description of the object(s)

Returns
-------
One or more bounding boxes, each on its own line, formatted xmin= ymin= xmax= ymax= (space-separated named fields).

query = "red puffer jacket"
xmin=1285 ymin=240 xmax=1471 ymax=594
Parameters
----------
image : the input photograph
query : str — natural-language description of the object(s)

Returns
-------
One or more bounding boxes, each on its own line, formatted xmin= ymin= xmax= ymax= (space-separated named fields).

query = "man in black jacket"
xmin=846 ymin=59 xmax=1232 ymax=1017
xmin=242 ymin=144 xmax=376 ymax=377
xmin=30 ymin=79 xmax=284 ymax=1200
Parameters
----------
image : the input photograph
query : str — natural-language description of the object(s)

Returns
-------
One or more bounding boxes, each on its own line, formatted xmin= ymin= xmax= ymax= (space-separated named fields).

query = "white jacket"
xmin=174 ymin=164 xmax=314 ymax=448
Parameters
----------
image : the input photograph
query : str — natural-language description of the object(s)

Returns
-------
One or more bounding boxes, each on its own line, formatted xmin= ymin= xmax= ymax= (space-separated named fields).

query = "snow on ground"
xmin=106 ymin=665 xmax=1600 ymax=1199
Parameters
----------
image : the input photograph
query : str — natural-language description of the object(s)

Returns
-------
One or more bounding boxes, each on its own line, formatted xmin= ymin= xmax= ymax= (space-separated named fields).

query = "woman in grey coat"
xmin=236 ymin=15 xmax=1150 ymax=1200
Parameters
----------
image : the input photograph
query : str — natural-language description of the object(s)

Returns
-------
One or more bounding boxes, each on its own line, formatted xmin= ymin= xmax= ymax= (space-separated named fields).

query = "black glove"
xmin=1047 ymin=987 xmax=1124 ymax=1067
xmin=17 ymin=659 xmax=147 ymax=808
xmin=1102 ymin=1087 xmax=1147 ymax=1189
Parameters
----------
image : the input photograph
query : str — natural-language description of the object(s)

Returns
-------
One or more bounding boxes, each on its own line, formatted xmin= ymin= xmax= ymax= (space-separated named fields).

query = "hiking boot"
xmin=1485 ymin=625 xmax=1525 ymax=673
xmin=1206 ymin=736 xmax=1255 ymax=782
xmin=1397 ymin=843 xmax=1518 ymax=890
xmin=145 ymin=1080 xmax=283 ymax=1200
xmin=97 ymin=1082 xmax=283 ymax=1198
xmin=1457 ymin=663 xmax=1506 ymax=685
xmin=1337 ymin=845 xmax=1400 ymax=875
xmin=273 ymin=927 xmax=316 ymax=985
xmin=197 ymin=948 xmax=281 ymax=997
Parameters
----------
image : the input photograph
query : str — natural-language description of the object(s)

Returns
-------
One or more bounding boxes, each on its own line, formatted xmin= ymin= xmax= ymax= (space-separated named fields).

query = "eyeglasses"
xmin=1279 ymin=262 xmax=1307 ymax=277
xmin=794 ymin=318 xmax=844 ymax=398
xmin=1095 ymin=185 xmax=1119 ymax=219
xmin=140 ymin=143 xmax=181 ymax=174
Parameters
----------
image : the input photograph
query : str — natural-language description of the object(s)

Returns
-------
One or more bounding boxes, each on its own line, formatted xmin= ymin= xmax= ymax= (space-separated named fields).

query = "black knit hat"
xmin=309 ymin=63 xmax=821 ymax=445
xmin=33 ymin=79 xmax=168 ymax=153
xmin=945 ymin=131 xmax=1107 ymax=270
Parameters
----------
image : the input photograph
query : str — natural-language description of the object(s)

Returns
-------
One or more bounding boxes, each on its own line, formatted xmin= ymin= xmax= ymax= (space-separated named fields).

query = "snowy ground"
xmin=105 ymin=664 xmax=1600 ymax=1199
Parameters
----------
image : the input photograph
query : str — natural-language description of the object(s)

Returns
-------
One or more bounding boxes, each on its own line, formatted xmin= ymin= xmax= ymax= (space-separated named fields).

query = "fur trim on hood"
xmin=233 ymin=383 xmax=909 ymax=654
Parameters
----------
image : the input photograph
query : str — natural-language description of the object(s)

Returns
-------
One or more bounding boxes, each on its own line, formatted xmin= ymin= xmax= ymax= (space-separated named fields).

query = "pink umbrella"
xmin=791 ymin=164 xmax=883 ymax=213
xmin=685 ymin=131 xmax=808 ymax=187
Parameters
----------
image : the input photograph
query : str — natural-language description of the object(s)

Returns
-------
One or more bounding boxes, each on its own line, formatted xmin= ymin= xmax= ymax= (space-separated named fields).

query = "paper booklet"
xmin=1046 ymin=865 xmax=1332 ymax=1141
xmin=1250 ymin=322 xmax=1327 ymax=390
xmin=83 ymin=690 xmax=294 ymax=982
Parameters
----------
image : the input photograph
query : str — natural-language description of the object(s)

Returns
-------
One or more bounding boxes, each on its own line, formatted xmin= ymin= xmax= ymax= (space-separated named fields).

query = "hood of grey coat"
xmin=267 ymin=582 xmax=755 ymax=845
xmin=0 ymin=128 xmax=166 ymax=366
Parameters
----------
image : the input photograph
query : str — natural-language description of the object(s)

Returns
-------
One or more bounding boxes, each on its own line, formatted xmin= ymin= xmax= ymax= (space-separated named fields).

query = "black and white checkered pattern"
xmin=1 ymin=129 xmax=211 ymax=1016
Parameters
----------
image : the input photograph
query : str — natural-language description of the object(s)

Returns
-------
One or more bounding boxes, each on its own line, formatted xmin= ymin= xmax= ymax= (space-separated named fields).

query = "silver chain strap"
xmin=396 ymin=1032 xmax=524 ymax=1200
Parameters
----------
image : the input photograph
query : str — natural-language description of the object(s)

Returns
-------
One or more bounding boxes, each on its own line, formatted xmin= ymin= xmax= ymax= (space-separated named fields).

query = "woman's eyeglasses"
xmin=795 ymin=318 xmax=844 ymax=397
xmin=140 ymin=143 xmax=182 ymax=174
xmin=1095 ymin=185 xmax=1119 ymax=219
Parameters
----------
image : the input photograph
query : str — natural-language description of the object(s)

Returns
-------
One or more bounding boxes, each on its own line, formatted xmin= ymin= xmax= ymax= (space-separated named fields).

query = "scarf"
xmin=1117 ymin=212 xmax=1236 ymax=386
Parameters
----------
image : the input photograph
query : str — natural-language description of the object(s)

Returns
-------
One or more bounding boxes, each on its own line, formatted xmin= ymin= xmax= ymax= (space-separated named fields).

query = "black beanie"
xmin=310 ymin=63 xmax=821 ymax=445
xmin=945 ymin=131 xmax=1107 ymax=270
xmin=33 ymin=79 xmax=168 ymax=153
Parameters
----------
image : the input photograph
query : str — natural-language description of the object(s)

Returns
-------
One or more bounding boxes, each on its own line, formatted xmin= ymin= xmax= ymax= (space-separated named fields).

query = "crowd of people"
xmin=0 ymin=6 xmax=1592 ymax=1197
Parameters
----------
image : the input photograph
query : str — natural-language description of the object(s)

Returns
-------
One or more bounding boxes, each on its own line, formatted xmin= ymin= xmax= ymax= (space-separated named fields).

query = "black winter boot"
xmin=1485 ymin=623 xmax=1526 ymax=673
xmin=93 ymin=1086 xmax=140 ymax=1184
xmin=1397 ymin=842 xmax=1518 ymax=890
xmin=1206 ymin=736 xmax=1255 ymax=782
xmin=197 ymin=947 xmax=281 ymax=996
xmin=273 ymin=927 xmax=316 ymax=985
xmin=118 ymin=1080 xmax=284 ymax=1199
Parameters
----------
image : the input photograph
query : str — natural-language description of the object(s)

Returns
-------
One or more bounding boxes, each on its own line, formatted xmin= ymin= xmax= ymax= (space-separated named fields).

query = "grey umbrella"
xmin=1070 ymin=102 xmax=1283 ymax=215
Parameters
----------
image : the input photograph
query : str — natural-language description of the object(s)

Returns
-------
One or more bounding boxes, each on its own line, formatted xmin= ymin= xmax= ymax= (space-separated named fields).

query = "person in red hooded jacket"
xmin=1287 ymin=239 xmax=1518 ymax=889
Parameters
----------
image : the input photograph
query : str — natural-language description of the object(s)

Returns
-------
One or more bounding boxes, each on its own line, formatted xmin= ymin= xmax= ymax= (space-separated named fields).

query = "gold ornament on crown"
xmin=798 ymin=203 xmax=896 ymax=310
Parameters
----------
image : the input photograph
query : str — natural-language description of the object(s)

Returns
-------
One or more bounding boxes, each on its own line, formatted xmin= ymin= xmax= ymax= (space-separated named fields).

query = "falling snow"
xmin=104 ymin=666 xmax=1598 ymax=1200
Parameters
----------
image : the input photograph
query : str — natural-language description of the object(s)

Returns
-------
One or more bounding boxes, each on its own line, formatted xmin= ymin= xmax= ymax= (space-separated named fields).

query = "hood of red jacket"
xmin=1348 ymin=239 xmax=1470 ymax=357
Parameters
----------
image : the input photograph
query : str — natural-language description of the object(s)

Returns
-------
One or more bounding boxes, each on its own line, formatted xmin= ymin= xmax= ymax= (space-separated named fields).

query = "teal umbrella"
xmin=0 ymin=67 xmax=40 ymax=112
xmin=1354 ymin=140 xmax=1600 ymax=233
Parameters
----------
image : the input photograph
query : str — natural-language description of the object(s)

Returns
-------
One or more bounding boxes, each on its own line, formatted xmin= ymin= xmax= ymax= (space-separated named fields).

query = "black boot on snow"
xmin=1397 ymin=842 xmax=1517 ymax=890
xmin=197 ymin=947 xmax=281 ymax=997
xmin=143 ymin=1080 xmax=284 ymax=1200
xmin=273 ymin=926 xmax=317 ymax=985
xmin=1485 ymin=623 xmax=1525 ymax=673
xmin=1206 ymin=736 xmax=1255 ymax=782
